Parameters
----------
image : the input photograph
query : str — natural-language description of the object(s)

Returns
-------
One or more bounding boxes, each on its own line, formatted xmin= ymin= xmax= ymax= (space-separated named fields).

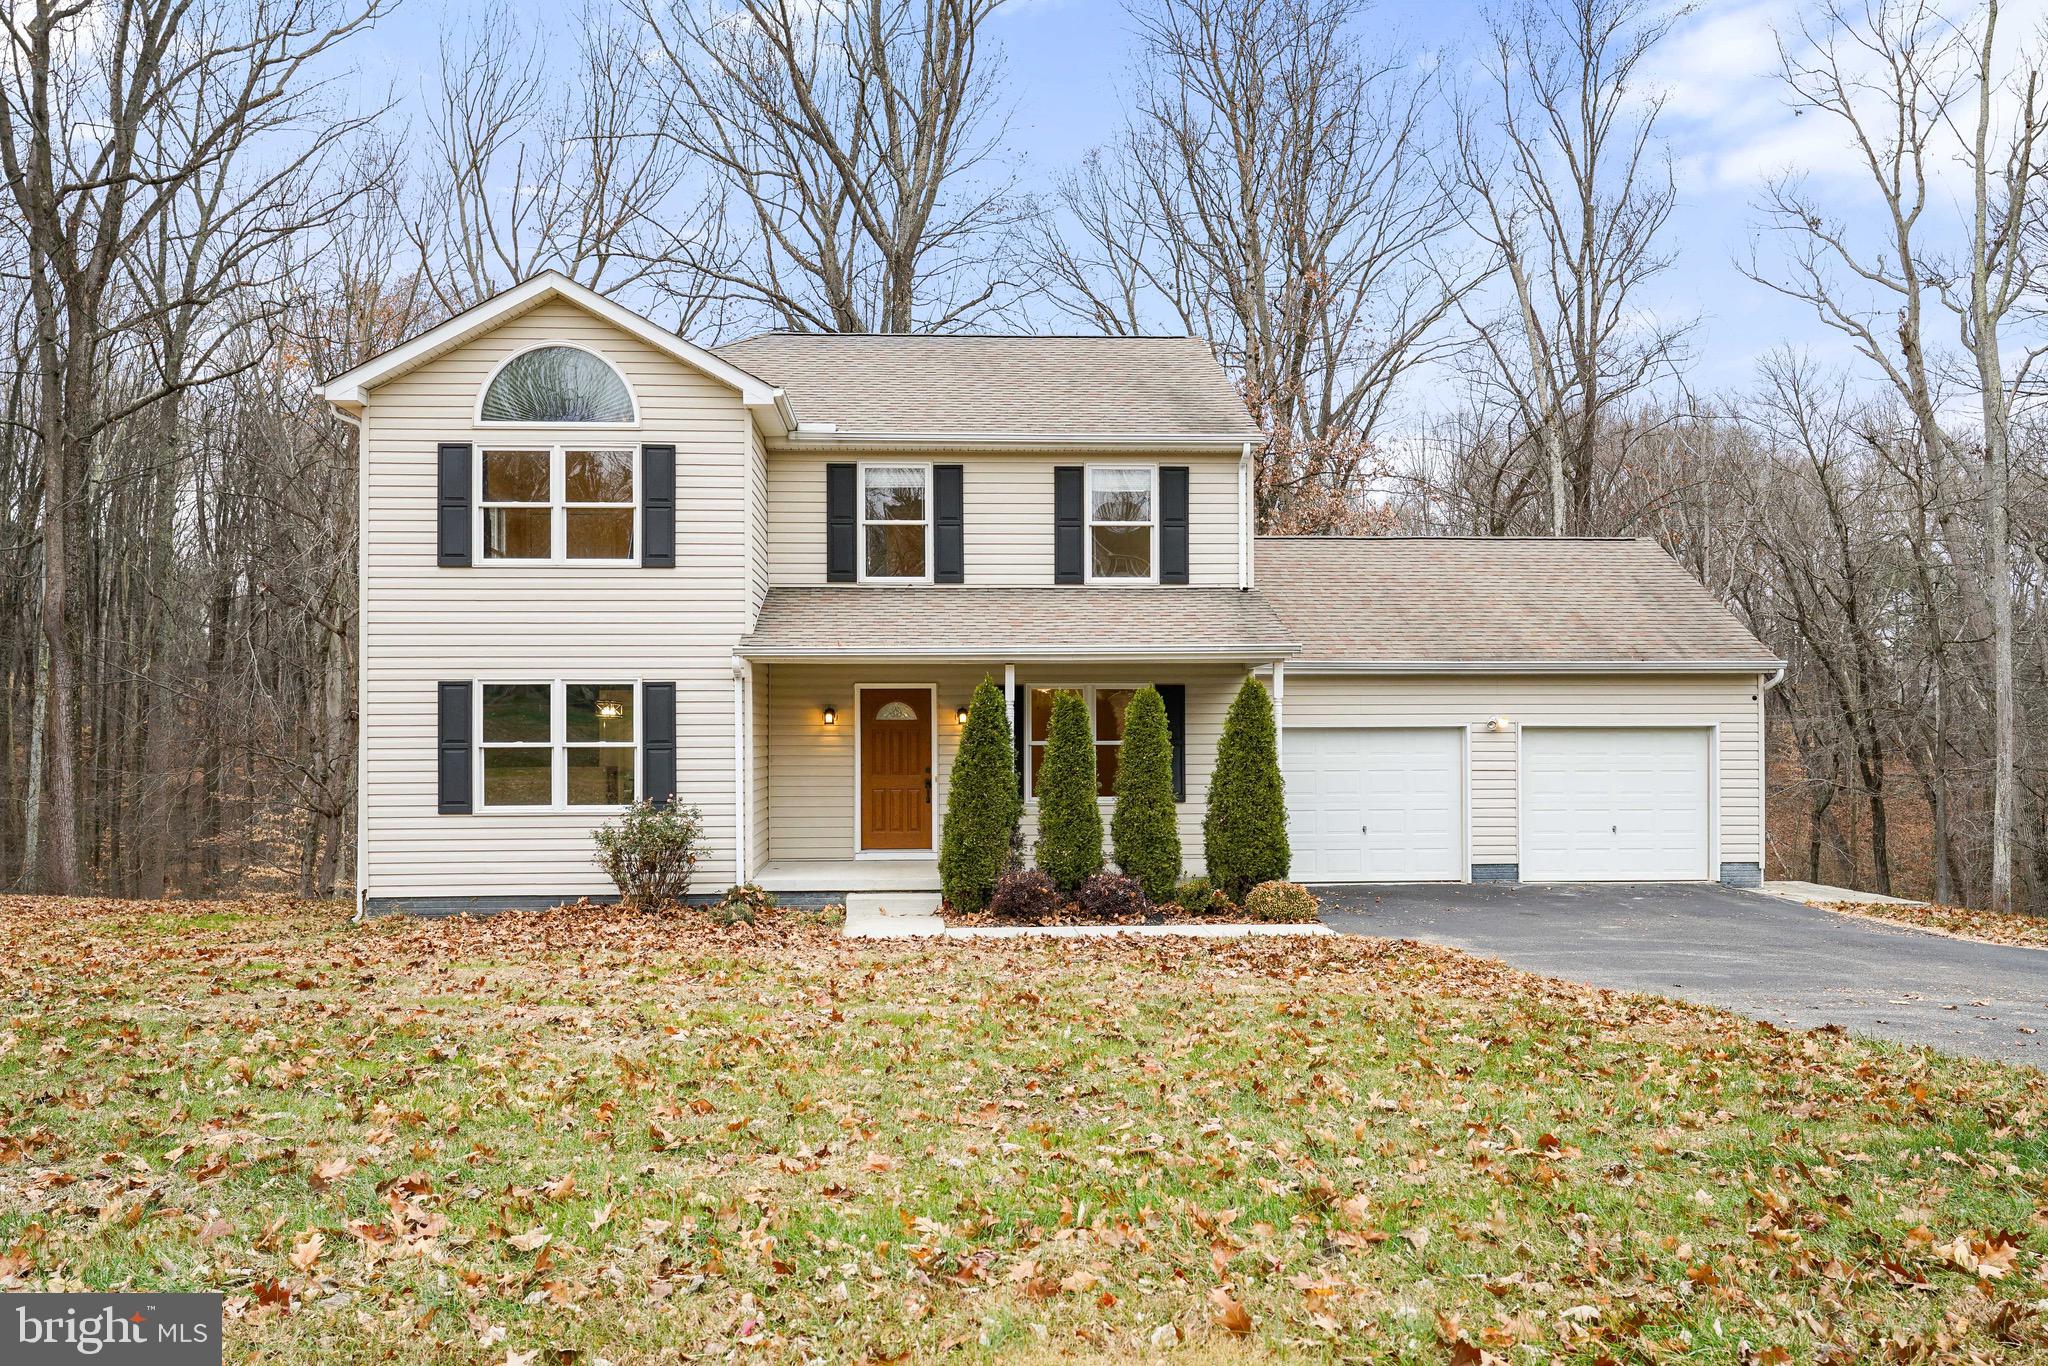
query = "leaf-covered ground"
xmin=1820 ymin=897 xmax=2048 ymax=952
xmin=3 ymin=896 xmax=2047 ymax=1364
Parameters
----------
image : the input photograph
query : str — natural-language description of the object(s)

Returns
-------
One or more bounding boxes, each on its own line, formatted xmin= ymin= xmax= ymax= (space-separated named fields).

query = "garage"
xmin=1521 ymin=727 xmax=1713 ymax=882
xmin=1283 ymin=727 xmax=1463 ymax=882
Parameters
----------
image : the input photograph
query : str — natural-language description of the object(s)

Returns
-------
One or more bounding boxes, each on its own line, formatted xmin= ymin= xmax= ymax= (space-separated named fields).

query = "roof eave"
xmin=769 ymin=430 xmax=1261 ymax=451
xmin=736 ymin=642 xmax=1300 ymax=661
xmin=1281 ymin=658 xmax=1787 ymax=675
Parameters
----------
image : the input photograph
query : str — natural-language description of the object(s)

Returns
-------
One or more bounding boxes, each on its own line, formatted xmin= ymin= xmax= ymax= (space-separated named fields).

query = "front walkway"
xmin=1318 ymin=881 xmax=2048 ymax=1065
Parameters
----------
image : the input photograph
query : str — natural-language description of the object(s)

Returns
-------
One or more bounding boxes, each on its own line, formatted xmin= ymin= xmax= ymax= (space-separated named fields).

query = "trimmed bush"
xmin=988 ymin=868 xmax=1063 ymax=922
xmin=711 ymin=882 xmax=776 ymax=926
xmin=1203 ymin=677 xmax=1289 ymax=900
xmin=1110 ymin=685 xmax=1182 ymax=902
xmin=1076 ymin=871 xmax=1150 ymax=920
xmin=1245 ymin=880 xmax=1319 ymax=923
xmin=1033 ymin=689 xmax=1103 ymax=893
xmin=592 ymin=798 xmax=705 ymax=910
xmin=1173 ymin=875 xmax=1231 ymax=916
xmin=939 ymin=675 xmax=1024 ymax=913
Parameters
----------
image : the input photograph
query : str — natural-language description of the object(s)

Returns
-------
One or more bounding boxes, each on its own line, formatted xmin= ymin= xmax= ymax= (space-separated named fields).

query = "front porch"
xmin=755 ymin=856 xmax=940 ymax=895
xmin=733 ymin=585 xmax=1302 ymax=893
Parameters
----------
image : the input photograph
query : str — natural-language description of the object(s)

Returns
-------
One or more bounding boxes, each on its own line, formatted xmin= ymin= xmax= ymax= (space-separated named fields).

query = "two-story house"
xmin=322 ymin=273 xmax=1783 ymax=915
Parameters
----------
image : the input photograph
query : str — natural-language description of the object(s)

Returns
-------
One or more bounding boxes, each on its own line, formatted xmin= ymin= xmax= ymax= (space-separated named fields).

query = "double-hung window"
xmin=1026 ymin=685 xmax=1139 ymax=800
xmin=861 ymin=463 xmax=930 ymax=581
xmin=479 ymin=681 xmax=638 ymax=809
xmin=480 ymin=447 xmax=636 ymax=563
xmin=1086 ymin=466 xmax=1156 ymax=582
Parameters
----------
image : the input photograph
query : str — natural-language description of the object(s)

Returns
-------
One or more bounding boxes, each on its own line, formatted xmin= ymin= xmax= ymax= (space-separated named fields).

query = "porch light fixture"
xmin=1487 ymin=716 xmax=1513 ymax=733
xmin=822 ymin=705 xmax=837 ymax=727
xmin=956 ymin=705 xmax=969 ymax=726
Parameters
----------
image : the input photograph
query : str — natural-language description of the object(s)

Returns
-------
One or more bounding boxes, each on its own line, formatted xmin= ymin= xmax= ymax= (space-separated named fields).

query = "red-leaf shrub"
xmin=1076 ymin=872 xmax=1150 ymax=920
xmin=987 ymin=868 xmax=1063 ymax=922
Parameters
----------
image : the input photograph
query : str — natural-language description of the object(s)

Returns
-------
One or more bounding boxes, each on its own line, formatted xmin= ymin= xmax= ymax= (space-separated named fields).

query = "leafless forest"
xmin=2 ymin=0 xmax=2043 ymax=909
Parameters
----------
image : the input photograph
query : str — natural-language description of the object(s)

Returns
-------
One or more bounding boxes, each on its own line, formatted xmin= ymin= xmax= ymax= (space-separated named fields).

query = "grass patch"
xmin=2 ymin=893 xmax=2046 ymax=1363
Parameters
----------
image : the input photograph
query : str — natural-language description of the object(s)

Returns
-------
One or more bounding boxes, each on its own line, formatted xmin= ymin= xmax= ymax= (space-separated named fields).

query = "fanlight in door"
xmin=873 ymin=701 xmax=918 ymax=721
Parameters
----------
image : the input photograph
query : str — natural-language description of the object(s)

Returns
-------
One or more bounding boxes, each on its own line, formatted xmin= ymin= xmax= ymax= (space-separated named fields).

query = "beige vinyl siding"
xmin=360 ymin=296 xmax=752 ymax=898
xmin=749 ymin=666 xmax=770 ymax=875
xmin=765 ymin=452 xmax=1243 ymax=587
xmin=761 ymin=661 xmax=1248 ymax=868
xmin=1278 ymin=672 xmax=1765 ymax=866
xmin=746 ymin=420 xmax=770 ymax=623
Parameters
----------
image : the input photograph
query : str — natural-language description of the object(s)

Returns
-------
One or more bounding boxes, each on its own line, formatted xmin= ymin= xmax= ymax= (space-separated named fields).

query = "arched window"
xmin=479 ymin=344 xmax=635 ymax=424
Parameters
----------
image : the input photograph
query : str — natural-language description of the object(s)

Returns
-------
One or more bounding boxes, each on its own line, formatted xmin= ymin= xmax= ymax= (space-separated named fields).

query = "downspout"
xmin=1238 ymin=442 xmax=1253 ymax=589
xmin=1758 ymin=666 xmax=1785 ymax=887
xmin=331 ymin=404 xmax=369 ymax=925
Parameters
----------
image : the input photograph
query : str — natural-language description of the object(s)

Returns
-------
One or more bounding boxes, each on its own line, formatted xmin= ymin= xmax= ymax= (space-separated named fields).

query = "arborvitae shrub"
xmin=938 ymin=675 xmax=1023 ymax=913
xmin=1203 ymin=677 xmax=1289 ymax=900
xmin=1110 ymin=685 xmax=1181 ymax=902
xmin=1034 ymin=689 xmax=1103 ymax=893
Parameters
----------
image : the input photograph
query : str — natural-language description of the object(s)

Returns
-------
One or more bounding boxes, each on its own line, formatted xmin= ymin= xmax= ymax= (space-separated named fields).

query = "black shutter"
xmin=641 ymin=681 xmax=677 ymax=806
xmin=1013 ymin=683 xmax=1027 ymax=795
xmin=437 ymin=682 xmax=472 ymax=814
xmin=1160 ymin=466 xmax=1190 ymax=585
xmin=437 ymin=443 xmax=472 ymax=567
xmin=1157 ymin=683 xmax=1186 ymax=802
xmin=641 ymin=444 xmax=676 ymax=568
xmin=934 ymin=463 xmax=964 ymax=583
xmin=826 ymin=463 xmax=857 ymax=582
xmin=1053 ymin=465 xmax=1084 ymax=585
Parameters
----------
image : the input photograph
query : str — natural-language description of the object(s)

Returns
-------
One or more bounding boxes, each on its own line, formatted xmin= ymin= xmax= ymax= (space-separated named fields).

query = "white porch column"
xmin=1003 ymin=663 xmax=1016 ymax=725
xmin=1271 ymin=659 xmax=1285 ymax=767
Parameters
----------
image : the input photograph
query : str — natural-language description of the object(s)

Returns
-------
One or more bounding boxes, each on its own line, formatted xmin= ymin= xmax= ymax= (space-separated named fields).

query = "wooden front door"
xmin=860 ymin=688 xmax=933 ymax=850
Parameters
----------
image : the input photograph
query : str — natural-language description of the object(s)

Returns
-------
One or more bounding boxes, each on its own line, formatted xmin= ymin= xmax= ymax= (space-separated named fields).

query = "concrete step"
xmin=843 ymin=891 xmax=945 ymax=938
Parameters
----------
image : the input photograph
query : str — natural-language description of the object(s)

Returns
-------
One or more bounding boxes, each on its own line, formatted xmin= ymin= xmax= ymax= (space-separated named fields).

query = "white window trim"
xmin=473 ymin=339 xmax=641 ymax=429
xmin=1023 ymin=682 xmax=1142 ymax=804
xmin=857 ymin=460 xmax=934 ymax=584
xmin=475 ymin=678 xmax=643 ymax=813
xmin=1083 ymin=463 xmax=1159 ymax=585
xmin=476 ymin=444 xmax=640 ymax=567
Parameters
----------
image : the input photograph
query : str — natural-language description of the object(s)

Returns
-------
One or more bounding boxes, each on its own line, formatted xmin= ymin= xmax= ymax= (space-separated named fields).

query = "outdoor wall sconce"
xmin=822 ymin=705 xmax=837 ymax=726
xmin=1486 ymin=716 xmax=1513 ymax=733
xmin=956 ymin=705 xmax=970 ymax=726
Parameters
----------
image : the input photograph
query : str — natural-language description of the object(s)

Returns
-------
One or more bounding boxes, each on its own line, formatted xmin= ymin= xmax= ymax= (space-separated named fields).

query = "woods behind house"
xmin=2 ymin=0 xmax=2043 ymax=909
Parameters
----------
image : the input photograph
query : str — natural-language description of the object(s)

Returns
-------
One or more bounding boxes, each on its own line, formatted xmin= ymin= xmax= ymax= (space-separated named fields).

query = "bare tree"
xmin=1753 ymin=0 xmax=2047 ymax=911
xmin=406 ymin=0 xmax=726 ymax=324
xmin=1455 ymin=0 xmax=1693 ymax=535
xmin=628 ymin=0 xmax=1026 ymax=333
xmin=1035 ymin=0 xmax=1476 ymax=531
xmin=0 ymin=0 xmax=386 ymax=892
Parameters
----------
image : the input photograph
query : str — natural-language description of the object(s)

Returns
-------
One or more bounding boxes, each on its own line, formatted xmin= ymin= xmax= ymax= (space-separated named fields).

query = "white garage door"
xmin=1284 ymin=728 xmax=1463 ymax=882
xmin=1522 ymin=728 xmax=1711 ymax=882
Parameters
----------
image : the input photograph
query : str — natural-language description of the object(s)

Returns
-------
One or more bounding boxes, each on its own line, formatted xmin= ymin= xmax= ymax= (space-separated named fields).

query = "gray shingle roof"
xmin=737 ymin=587 xmax=1299 ymax=659
xmin=714 ymin=333 xmax=1261 ymax=440
xmin=1255 ymin=537 xmax=1781 ymax=669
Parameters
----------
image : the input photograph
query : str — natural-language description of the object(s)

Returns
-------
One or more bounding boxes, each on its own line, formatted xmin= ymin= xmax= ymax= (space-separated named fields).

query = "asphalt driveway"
xmin=1318 ymin=882 xmax=2048 ymax=1065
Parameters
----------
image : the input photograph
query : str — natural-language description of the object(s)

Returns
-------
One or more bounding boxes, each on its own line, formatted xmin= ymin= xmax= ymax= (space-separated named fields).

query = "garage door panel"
xmin=1284 ymin=728 xmax=1463 ymax=883
xmin=1522 ymin=728 xmax=1709 ymax=881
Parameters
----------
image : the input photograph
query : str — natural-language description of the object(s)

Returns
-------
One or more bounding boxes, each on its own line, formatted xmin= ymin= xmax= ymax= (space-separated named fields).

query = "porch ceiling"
xmin=737 ymin=586 xmax=1300 ymax=661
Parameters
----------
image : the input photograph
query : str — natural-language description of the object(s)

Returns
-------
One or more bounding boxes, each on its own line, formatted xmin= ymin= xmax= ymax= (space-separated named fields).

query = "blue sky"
xmin=355 ymin=0 xmax=2006 ymax=411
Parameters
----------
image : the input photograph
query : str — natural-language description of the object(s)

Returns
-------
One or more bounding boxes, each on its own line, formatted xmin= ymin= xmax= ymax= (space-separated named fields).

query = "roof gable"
xmin=320 ymin=272 xmax=790 ymax=432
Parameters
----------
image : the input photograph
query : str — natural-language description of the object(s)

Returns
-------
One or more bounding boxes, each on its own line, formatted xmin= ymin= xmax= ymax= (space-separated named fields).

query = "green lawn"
xmin=2 ymin=895 xmax=2044 ymax=1363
